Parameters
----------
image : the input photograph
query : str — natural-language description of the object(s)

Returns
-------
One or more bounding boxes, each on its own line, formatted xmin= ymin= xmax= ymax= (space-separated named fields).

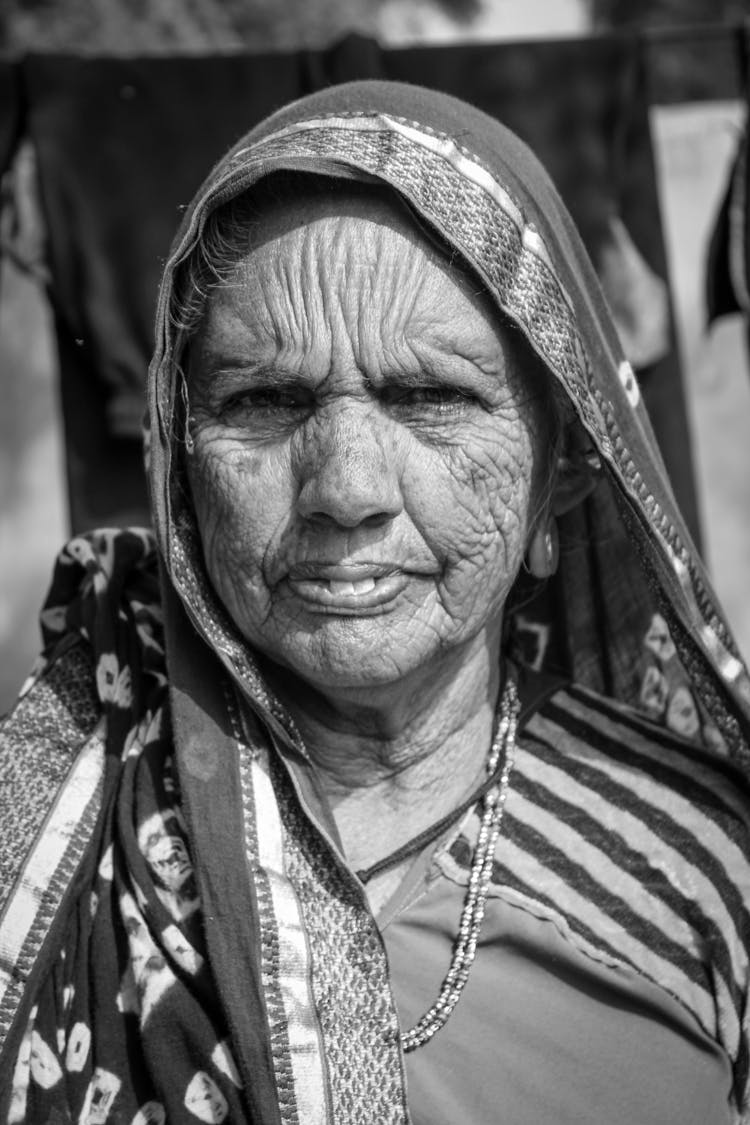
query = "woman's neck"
xmin=262 ymin=633 xmax=504 ymax=883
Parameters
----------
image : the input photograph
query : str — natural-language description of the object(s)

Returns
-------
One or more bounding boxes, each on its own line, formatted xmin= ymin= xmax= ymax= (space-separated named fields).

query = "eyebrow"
xmin=192 ymin=348 xmax=502 ymax=398
xmin=376 ymin=351 xmax=502 ymax=389
xmin=192 ymin=361 xmax=307 ymax=394
xmin=365 ymin=367 xmax=460 ymax=391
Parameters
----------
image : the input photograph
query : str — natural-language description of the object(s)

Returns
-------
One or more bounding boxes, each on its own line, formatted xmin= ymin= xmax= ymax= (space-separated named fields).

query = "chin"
xmin=265 ymin=615 xmax=487 ymax=701
xmin=263 ymin=624 xmax=435 ymax=696
xmin=287 ymin=649 xmax=421 ymax=695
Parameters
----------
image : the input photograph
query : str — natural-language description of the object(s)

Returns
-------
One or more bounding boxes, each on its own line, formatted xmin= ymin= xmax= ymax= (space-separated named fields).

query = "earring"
xmin=179 ymin=371 xmax=195 ymax=454
xmin=525 ymin=519 xmax=559 ymax=578
xmin=185 ymin=415 xmax=195 ymax=455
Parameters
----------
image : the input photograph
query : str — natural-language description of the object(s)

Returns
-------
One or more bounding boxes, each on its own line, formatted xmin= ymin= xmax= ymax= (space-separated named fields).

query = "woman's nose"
xmin=295 ymin=403 xmax=404 ymax=529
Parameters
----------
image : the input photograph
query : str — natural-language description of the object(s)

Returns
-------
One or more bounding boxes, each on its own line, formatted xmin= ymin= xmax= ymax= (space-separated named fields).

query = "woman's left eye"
xmin=381 ymin=385 xmax=476 ymax=415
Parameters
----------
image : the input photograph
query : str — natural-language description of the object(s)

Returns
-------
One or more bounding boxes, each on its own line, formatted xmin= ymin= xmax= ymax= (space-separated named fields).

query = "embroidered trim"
xmin=0 ymin=719 xmax=106 ymax=1049
xmin=229 ymin=695 xmax=329 ymax=1125
xmin=276 ymin=759 xmax=409 ymax=1125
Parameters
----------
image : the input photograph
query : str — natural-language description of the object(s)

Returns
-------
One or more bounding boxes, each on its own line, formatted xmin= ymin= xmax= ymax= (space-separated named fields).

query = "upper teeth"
xmin=329 ymin=578 xmax=376 ymax=595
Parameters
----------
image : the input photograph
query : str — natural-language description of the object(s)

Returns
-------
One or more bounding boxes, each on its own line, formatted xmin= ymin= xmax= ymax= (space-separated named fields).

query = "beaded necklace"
xmin=400 ymin=677 xmax=519 ymax=1052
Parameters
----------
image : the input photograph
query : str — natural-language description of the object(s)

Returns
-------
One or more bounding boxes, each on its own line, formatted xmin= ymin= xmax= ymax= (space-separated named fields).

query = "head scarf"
xmin=150 ymin=79 xmax=750 ymax=748
xmin=4 ymin=80 xmax=750 ymax=1125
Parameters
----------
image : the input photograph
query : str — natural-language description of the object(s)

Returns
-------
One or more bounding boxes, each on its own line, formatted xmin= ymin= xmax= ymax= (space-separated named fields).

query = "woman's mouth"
xmin=284 ymin=566 xmax=415 ymax=613
xmin=327 ymin=577 xmax=376 ymax=596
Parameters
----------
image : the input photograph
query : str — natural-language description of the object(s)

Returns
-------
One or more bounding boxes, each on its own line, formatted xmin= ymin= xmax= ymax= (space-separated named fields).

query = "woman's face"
xmin=186 ymin=191 xmax=545 ymax=694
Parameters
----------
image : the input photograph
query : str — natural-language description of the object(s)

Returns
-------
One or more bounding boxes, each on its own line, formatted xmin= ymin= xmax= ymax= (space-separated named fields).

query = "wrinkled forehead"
xmin=181 ymin=172 xmax=531 ymax=364
xmin=204 ymin=172 xmax=484 ymax=285
xmin=239 ymin=175 xmax=430 ymax=249
xmin=219 ymin=183 xmax=463 ymax=297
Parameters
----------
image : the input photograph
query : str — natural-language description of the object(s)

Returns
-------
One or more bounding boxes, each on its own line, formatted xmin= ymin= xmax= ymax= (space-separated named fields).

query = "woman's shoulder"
xmin=28 ymin=526 xmax=165 ymax=701
xmin=36 ymin=527 xmax=161 ymax=642
xmin=0 ymin=633 xmax=107 ymax=1056
xmin=516 ymin=678 xmax=750 ymax=980
xmin=0 ymin=526 xmax=167 ymax=891
xmin=0 ymin=635 xmax=102 ymax=905
xmin=521 ymin=677 xmax=750 ymax=830
xmin=502 ymin=676 xmax=750 ymax=1108
xmin=0 ymin=529 xmax=169 ymax=1044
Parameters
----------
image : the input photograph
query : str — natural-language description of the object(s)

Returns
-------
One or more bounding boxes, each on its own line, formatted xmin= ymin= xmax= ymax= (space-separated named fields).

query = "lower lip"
xmin=285 ymin=572 xmax=412 ymax=614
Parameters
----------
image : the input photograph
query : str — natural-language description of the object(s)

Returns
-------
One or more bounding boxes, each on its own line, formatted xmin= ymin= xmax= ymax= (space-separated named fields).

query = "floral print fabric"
xmin=7 ymin=531 xmax=248 ymax=1124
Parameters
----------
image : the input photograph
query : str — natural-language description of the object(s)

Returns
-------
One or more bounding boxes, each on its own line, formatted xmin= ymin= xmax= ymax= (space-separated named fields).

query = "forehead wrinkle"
xmin=188 ymin=277 xmax=273 ymax=393
xmin=253 ymin=210 xmax=434 ymax=385
xmin=271 ymin=233 xmax=318 ymax=362
xmin=313 ymin=218 xmax=357 ymax=372
xmin=236 ymin=228 xmax=334 ymax=380
xmin=199 ymin=194 xmax=516 ymax=394
xmin=344 ymin=214 xmax=508 ymax=386
xmin=327 ymin=216 xmax=443 ymax=379
xmin=379 ymin=235 xmax=436 ymax=374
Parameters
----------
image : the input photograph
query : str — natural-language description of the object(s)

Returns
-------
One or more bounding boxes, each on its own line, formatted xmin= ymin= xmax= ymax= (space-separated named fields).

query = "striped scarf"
xmin=448 ymin=681 xmax=750 ymax=1115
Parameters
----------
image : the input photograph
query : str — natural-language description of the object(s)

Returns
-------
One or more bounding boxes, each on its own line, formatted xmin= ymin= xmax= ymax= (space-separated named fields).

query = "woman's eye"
xmin=381 ymin=385 xmax=476 ymax=415
xmin=221 ymin=386 xmax=313 ymax=418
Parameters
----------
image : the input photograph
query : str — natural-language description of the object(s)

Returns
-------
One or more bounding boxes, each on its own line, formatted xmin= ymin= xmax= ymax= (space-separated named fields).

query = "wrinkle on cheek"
xmin=187 ymin=437 xmax=287 ymax=626
xmin=420 ymin=418 xmax=534 ymax=627
xmin=442 ymin=433 xmax=534 ymax=540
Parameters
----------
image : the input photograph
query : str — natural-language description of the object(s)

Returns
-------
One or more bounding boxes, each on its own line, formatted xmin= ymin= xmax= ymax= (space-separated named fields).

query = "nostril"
xmin=298 ymin=497 xmax=399 ymax=530
xmin=296 ymin=463 xmax=403 ymax=528
xmin=361 ymin=509 xmax=393 ymax=528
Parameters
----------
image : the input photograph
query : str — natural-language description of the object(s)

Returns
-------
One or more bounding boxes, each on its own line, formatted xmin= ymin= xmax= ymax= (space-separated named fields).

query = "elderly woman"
xmin=1 ymin=81 xmax=749 ymax=1125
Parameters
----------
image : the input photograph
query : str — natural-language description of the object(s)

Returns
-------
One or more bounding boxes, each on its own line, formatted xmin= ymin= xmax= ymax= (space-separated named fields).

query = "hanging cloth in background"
xmin=0 ymin=62 xmax=25 ymax=298
xmin=22 ymin=52 xmax=307 ymax=532
xmin=0 ymin=62 xmax=22 ymax=183
xmin=704 ymin=23 xmax=750 ymax=357
xmin=20 ymin=33 xmax=700 ymax=542
xmin=707 ymin=122 xmax=750 ymax=326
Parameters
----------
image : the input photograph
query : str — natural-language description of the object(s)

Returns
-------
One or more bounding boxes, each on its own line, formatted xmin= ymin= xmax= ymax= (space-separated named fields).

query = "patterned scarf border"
xmin=0 ymin=711 xmax=105 ymax=1050
xmin=232 ymin=709 xmax=330 ymax=1125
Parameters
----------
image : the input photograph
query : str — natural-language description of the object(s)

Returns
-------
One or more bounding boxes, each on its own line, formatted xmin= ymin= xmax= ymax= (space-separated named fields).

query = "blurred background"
xmin=2 ymin=0 xmax=750 ymax=711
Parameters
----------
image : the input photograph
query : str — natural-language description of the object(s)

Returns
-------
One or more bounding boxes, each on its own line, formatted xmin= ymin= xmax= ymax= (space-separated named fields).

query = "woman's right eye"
xmin=221 ymin=386 xmax=314 ymax=418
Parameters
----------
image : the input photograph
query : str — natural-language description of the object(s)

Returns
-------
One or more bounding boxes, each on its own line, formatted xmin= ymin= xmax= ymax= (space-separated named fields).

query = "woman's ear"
xmin=524 ymin=451 xmax=600 ymax=578
xmin=551 ymin=454 xmax=600 ymax=516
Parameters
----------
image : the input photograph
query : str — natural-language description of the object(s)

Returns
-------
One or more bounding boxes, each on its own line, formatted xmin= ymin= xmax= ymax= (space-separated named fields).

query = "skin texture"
xmin=186 ymin=190 xmax=548 ymax=894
